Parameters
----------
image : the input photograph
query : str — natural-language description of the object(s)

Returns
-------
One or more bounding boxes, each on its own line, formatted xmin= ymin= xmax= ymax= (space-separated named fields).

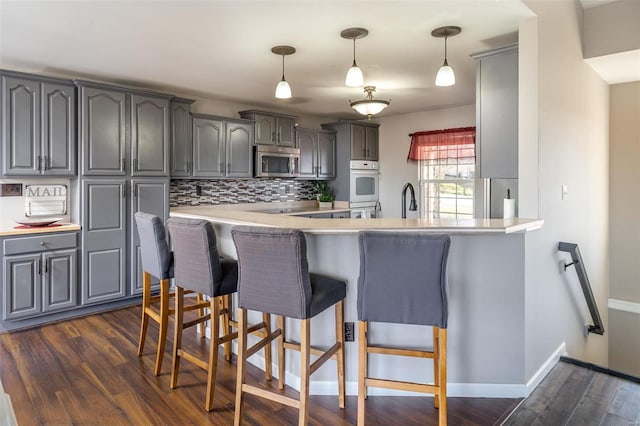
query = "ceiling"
xmin=0 ymin=1 xmax=537 ymax=119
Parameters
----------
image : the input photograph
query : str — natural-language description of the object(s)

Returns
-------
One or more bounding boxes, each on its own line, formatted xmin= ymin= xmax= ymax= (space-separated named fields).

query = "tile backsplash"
xmin=170 ymin=178 xmax=318 ymax=206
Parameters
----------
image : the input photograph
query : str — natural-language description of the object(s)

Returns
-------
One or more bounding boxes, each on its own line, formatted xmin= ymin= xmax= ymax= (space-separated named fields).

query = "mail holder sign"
xmin=24 ymin=185 xmax=67 ymax=217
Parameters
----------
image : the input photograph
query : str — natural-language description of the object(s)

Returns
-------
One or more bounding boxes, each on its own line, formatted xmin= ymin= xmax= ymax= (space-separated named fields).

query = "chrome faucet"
xmin=401 ymin=183 xmax=418 ymax=218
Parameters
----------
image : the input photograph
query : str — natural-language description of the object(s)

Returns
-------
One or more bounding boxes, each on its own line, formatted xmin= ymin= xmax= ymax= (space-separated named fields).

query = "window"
xmin=407 ymin=127 xmax=476 ymax=219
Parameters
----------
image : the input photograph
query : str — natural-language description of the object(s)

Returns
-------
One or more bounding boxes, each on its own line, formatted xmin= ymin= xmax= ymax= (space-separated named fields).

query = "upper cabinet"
xmin=1 ymin=71 xmax=76 ymax=176
xmin=471 ymin=44 xmax=518 ymax=179
xmin=323 ymin=121 xmax=379 ymax=161
xmin=77 ymin=80 xmax=171 ymax=177
xmin=169 ymin=98 xmax=194 ymax=177
xmin=239 ymin=110 xmax=297 ymax=147
xmin=297 ymin=128 xmax=336 ymax=180
xmin=191 ymin=114 xmax=253 ymax=178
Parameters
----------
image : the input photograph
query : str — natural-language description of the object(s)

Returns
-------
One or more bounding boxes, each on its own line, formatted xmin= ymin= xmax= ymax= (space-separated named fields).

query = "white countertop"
xmin=170 ymin=202 xmax=543 ymax=235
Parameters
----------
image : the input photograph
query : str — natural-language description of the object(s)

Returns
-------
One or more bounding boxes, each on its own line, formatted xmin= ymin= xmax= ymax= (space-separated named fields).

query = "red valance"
xmin=407 ymin=126 xmax=476 ymax=162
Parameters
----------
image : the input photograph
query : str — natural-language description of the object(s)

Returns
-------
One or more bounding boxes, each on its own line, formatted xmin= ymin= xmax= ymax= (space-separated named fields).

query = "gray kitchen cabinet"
xmin=81 ymin=179 xmax=126 ymax=305
xmin=239 ymin=110 xmax=296 ymax=147
xmin=192 ymin=114 xmax=253 ymax=178
xmin=471 ymin=43 xmax=518 ymax=179
xmin=1 ymin=71 xmax=75 ymax=176
xmin=130 ymin=94 xmax=170 ymax=177
xmin=2 ymin=232 xmax=78 ymax=321
xmin=322 ymin=121 xmax=379 ymax=162
xmin=169 ymin=98 xmax=194 ymax=177
xmin=78 ymin=84 xmax=127 ymax=176
xmin=297 ymin=128 xmax=336 ymax=179
xmin=130 ymin=179 xmax=169 ymax=295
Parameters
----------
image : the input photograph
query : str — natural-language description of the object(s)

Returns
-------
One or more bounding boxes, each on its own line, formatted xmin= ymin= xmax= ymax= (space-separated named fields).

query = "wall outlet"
xmin=344 ymin=322 xmax=354 ymax=342
xmin=0 ymin=183 xmax=22 ymax=197
xmin=195 ymin=185 xmax=202 ymax=196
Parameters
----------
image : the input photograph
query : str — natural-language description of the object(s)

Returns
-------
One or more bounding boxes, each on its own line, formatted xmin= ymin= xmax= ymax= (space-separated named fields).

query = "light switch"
xmin=562 ymin=184 xmax=568 ymax=200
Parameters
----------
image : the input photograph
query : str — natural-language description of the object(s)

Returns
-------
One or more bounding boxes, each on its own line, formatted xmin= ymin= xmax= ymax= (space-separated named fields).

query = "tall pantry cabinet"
xmin=75 ymin=80 xmax=171 ymax=305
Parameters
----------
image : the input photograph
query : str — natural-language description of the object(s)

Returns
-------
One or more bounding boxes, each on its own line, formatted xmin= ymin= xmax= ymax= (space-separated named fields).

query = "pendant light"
xmin=341 ymin=28 xmax=368 ymax=87
xmin=431 ymin=26 xmax=461 ymax=87
xmin=271 ymin=46 xmax=295 ymax=99
xmin=350 ymin=86 xmax=390 ymax=118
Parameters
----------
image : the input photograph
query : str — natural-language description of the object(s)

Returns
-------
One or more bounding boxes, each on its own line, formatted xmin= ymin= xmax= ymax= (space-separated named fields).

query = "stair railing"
xmin=558 ymin=242 xmax=605 ymax=335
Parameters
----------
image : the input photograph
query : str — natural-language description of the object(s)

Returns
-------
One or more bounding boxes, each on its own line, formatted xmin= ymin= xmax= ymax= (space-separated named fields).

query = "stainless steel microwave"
xmin=255 ymin=145 xmax=300 ymax=178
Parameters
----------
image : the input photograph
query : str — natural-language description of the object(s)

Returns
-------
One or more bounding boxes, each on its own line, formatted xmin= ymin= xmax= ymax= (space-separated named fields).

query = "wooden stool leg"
xmin=223 ymin=294 xmax=232 ymax=362
xmin=137 ymin=271 xmax=152 ymax=356
xmin=154 ymin=278 xmax=170 ymax=376
xmin=438 ymin=328 xmax=448 ymax=426
xmin=234 ymin=308 xmax=248 ymax=426
xmin=196 ymin=293 xmax=206 ymax=338
xmin=205 ymin=297 xmax=221 ymax=411
xmin=335 ymin=300 xmax=345 ymax=409
xmin=298 ymin=319 xmax=311 ymax=426
xmin=170 ymin=287 xmax=184 ymax=389
xmin=263 ymin=313 xmax=273 ymax=381
xmin=277 ymin=315 xmax=285 ymax=390
xmin=433 ymin=326 xmax=440 ymax=408
xmin=357 ymin=320 xmax=367 ymax=426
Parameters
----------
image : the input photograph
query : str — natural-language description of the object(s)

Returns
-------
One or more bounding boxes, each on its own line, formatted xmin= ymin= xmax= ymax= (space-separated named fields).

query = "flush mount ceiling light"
xmin=341 ymin=27 xmax=368 ymax=87
xmin=350 ymin=86 xmax=390 ymax=118
xmin=431 ymin=26 xmax=461 ymax=87
xmin=271 ymin=45 xmax=296 ymax=99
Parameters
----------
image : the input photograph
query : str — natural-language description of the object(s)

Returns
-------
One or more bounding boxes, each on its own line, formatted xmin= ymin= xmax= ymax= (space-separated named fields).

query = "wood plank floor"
xmin=0 ymin=306 xmax=521 ymax=425
xmin=503 ymin=360 xmax=640 ymax=425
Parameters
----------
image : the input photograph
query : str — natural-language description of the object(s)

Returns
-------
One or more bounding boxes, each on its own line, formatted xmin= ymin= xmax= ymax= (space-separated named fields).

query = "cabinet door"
xmin=170 ymin=100 xmax=192 ymax=177
xmin=80 ymin=87 xmax=127 ymax=176
xmin=130 ymin=179 xmax=169 ymax=295
xmin=42 ymin=249 xmax=77 ymax=313
xmin=131 ymin=94 xmax=169 ymax=176
xmin=276 ymin=116 xmax=296 ymax=147
xmin=2 ymin=253 xmax=41 ymax=320
xmin=297 ymin=129 xmax=317 ymax=178
xmin=81 ymin=179 xmax=126 ymax=304
xmin=1 ymin=76 xmax=40 ymax=175
xmin=192 ymin=117 xmax=224 ymax=177
xmin=351 ymin=125 xmax=366 ymax=160
xmin=42 ymin=82 xmax=76 ymax=175
xmin=254 ymin=113 xmax=275 ymax=145
xmin=226 ymin=122 xmax=253 ymax=177
xmin=318 ymin=132 xmax=336 ymax=179
xmin=365 ymin=126 xmax=379 ymax=161
xmin=477 ymin=49 xmax=518 ymax=178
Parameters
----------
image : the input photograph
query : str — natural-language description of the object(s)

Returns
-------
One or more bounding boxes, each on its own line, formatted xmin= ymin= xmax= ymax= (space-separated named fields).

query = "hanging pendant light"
xmin=341 ymin=28 xmax=368 ymax=87
xmin=271 ymin=46 xmax=295 ymax=99
xmin=349 ymin=86 xmax=390 ymax=118
xmin=431 ymin=26 xmax=461 ymax=87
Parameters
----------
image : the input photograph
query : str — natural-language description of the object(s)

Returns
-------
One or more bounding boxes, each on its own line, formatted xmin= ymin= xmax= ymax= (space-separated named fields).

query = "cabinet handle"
xmin=45 ymin=155 xmax=49 ymax=170
xmin=133 ymin=183 xmax=137 ymax=198
xmin=133 ymin=158 xmax=138 ymax=172
xmin=44 ymin=259 xmax=48 ymax=274
xmin=37 ymin=259 xmax=42 ymax=275
xmin=227 ymin=163 xmax=231 ymax=173
xmin=184 ymin=161 xmax=188 ymax=173
xmin=37 ymin=155 xmax=42 ymax=172
xmin=272 ymin=131 xmax=276 ymax=142
xmin=121 ymin=158 xmax=126 ymax=172
xmin=122 ymin=182 xmax=126 ymax=199
xmin=187 ymin=161 xmax=191 ymax=174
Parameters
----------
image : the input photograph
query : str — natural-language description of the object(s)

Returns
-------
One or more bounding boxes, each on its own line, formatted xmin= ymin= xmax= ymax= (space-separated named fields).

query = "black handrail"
xmin=558 ymin=242 xmax=605 ymax=335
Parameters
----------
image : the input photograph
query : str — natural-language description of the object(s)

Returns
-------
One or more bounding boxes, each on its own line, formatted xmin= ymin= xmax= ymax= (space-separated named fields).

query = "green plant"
xmin=312 ymin=181 xmax=329 ymax=196
xmin=318 ymin=190 xmax=335 ymax=202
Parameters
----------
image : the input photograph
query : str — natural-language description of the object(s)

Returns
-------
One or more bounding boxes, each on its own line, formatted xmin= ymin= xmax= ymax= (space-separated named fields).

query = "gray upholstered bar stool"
xmin=357 ymin=231 xmax=451 ymax=426
xmin=134 ymin=212 xmax=206 ymax=376
xmin=167 ymin=217 xmax=271 ymax=412
xmin=231 ymin=226 xmax=346 ymax=426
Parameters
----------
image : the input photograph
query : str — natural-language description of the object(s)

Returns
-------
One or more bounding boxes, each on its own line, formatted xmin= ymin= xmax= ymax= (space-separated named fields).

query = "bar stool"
xmin=231 ymin=226 xmax=346 ymax=426
xmin=356 ymin=231 xmax=451 ymax=426
xmin=135 ymin=212 xmax=206 ymax=376
xmin=167 ymin=217 xmax=273 ymax=411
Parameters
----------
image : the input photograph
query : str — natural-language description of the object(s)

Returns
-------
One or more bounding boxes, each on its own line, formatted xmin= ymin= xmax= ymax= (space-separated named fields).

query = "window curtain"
xmin=407 ymin=126 xmax=476 ymax=162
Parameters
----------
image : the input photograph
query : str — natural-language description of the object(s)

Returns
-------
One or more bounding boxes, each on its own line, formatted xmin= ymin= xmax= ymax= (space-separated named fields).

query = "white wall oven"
xmin=349 ymin=160 xmax=379 ymax=204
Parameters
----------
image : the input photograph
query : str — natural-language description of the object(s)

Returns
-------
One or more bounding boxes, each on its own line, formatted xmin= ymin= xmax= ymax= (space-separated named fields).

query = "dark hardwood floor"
xmin=0 ymin=306 xmax=520 ymax=425
xmin=503 ymin=360 xmax=640 ymax=425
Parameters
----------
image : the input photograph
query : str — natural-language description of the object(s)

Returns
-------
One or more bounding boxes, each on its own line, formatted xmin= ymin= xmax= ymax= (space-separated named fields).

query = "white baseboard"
xmin=525 ymin=342 xmax=566 ymax=397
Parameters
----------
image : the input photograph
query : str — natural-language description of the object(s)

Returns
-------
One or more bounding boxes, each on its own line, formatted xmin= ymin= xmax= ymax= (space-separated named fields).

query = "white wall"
xmin=521 ymin=0 xmax=610 ymax=378
xmin=377 ymin=105 xmax=476 ymax=218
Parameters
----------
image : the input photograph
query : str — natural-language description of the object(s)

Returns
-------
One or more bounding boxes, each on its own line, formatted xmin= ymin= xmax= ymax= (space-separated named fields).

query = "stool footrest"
xmin=241 ymin=384 xmax=300 ymax=409
xmin=247 ymin=328 xmax=281 ymax=358
xmin=368 ymin=345 xmax=434 ymax=359
xmin=178 ymin=349 xmax=209 ymax=371
xmin=309 ymin=342 xmax=341 ymax=376
xmin=365 ymin=377 xmax=440 ymax=395
xmin=183 ymin=314 xmax=210 ymax=330
xmin=283 ymin=341 xmax=338 ymax=359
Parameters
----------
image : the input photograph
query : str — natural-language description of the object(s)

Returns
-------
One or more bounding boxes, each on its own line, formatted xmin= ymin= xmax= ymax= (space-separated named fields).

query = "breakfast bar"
xmin=171 ymin=202 xmax=544 ymax=398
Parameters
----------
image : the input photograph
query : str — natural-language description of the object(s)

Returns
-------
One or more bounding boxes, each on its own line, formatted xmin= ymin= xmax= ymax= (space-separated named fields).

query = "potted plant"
xmin=317 ymin=185 xmax=335 ymax=209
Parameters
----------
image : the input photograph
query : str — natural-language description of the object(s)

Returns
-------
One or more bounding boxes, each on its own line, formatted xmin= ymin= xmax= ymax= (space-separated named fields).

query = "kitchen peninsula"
xmin=171 ymin=202 xmax=546 ymax=398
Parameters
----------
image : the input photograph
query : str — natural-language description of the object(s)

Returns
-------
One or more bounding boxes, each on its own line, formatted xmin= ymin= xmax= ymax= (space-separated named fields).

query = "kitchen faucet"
xmin=401 ymin=183 xmax=418 ymax=218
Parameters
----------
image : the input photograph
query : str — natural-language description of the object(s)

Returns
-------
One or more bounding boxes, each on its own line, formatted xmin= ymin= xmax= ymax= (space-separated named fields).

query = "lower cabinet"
xmin=2 ymin=232 xmax=77 ymax=321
